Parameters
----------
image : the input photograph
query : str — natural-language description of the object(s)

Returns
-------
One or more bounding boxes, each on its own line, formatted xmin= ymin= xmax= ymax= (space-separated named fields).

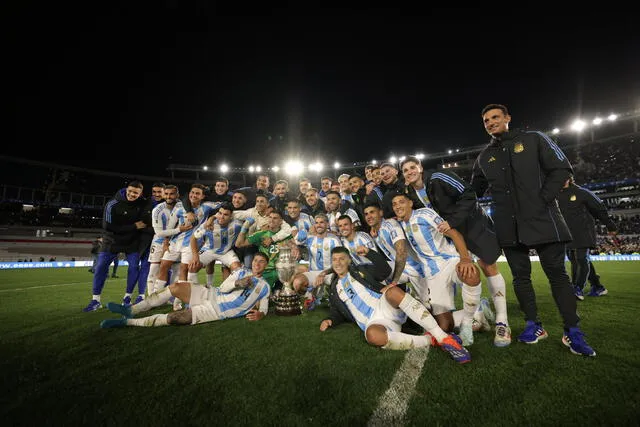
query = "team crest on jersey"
xmin=514 ymin=142 xmax=524 ymax=153
xmin=570 ymin=195 xmax=577 ymax=201
xmin=488 ymin=156 xmax=496 ymax=163
xmin=434 ymin=216 xmax=443 ymax=225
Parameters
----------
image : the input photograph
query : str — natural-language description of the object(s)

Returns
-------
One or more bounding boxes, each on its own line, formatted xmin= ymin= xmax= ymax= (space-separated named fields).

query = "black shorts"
xmin=464 ymin=213 xmax=502 ymax=265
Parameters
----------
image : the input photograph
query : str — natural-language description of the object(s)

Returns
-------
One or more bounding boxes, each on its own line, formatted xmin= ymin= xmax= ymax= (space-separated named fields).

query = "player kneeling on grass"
xmin=100 ymin=252 xmax=271 ymax=328
xmin=319 ymin=246 xmax=471 ymax=364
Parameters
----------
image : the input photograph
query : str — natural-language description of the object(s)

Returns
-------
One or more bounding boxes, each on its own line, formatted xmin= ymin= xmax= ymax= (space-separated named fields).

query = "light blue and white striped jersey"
xmin=336 ymin=274 xmax=406 ymax=331
xmin=328 ymin=208 xmax=361 ymax=233
xmin=399 ymin=208 xmax=458 ymax=277
xmin=295 ymin=230 xmax=342 ymax=271
xmin=167 ymin=203 xmax=218 ymax=248
xmin=214 ymin=267 xmax=271 ymax=318
xmin=414 ymin=187 xmax=431 ymax=208
xmin=151 ymin=201 xmax=183 ymax=244
xmin=341 ymin=231 xmax=377 ymax=265
xmin=373 ymin=219 xmax=424 ymax=278
xmin=292 ymin=212 xmax=312 ymax=234
xmin=194 ymin=218 xmax=244 ymax=254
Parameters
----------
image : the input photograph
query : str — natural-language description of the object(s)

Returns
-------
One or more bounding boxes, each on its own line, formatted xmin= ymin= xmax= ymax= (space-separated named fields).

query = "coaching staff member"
xmin=471 ymin=103 xmax=595 ymax=357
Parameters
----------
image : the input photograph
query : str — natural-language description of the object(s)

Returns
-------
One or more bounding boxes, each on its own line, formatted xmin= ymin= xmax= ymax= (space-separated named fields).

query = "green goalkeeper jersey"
xmin=247 ymin=230 xmax=292 ymax=271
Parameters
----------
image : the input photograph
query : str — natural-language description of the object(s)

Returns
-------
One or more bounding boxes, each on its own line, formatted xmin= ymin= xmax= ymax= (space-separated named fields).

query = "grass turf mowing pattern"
xmin=1 ymin=262 xmax=639 ymax=425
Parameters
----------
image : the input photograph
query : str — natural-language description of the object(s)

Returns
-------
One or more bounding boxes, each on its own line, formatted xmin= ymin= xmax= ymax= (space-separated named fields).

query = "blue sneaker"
xmin=107 ymin=302 xmax=133 ymax=318
xmin=587 ymin=286 xmax=608 ymax=297
xmin=82 ymin=299 xmax=102 ymax=312
xmin=100 ymin=317 xmax=128 ymax=329
xmin=122 ymin=296 xmax=132 ymax=306
xmin=478 ymin=297 xmax=495 ymax=324
xmin=134 ymin=295 xmax=144 ymax=305
xmin=518 ymin=320 xmax=548 ymax=344
xmin=574 ymin=286 xmax=585 ymax=301
xmin=440 ymin=334 xmax=471 ymax=364
xmin=562 ymin=327 xmax=596 ymax=357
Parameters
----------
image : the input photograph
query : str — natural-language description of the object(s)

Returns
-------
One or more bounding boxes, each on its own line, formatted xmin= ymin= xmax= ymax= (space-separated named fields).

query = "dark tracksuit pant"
xmin=566 ymin=248 xmax=603 ymax=291
xmin=503 ymin=242 xmax=579 ymax=330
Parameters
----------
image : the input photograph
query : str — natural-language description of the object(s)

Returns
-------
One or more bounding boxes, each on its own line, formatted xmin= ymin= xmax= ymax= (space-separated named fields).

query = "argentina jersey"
xmin=341 ymin=232 xmax=377 ymax=265
xmin=336 ymin=274 xmax=406 ymax=331
xmin=375 ymin=219 xmax=424 ymax=277
xmin=168 ymin=204 xmax=217 ymax=248
xmin=295 ymin=230 xmax=342 ymax=271
xmin=293 ymin=212 xmax=312 ymax=234
xmin=151 ymin=201 xmax=182 ymax=244
xmin=400 ymin=208 xmax=459 ymax=277
xmin=328 ymin=209 xmax=361 ymax=233
xmin=195 ymin=219 xmax=244 ymax=254
xmin=214 ymin=268 xmax=271 ymax=319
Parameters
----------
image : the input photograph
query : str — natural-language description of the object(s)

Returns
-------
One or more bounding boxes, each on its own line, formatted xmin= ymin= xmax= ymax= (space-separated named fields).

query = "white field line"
xmin=368 ymin=346 xmax=430 ymax=427
xmin=0 ymin=281 xmax=91 ymax=292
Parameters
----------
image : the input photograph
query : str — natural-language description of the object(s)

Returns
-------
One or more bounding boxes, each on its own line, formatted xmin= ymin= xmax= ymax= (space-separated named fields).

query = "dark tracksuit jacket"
xmin=558 ymin=182 xmax=617 ymax=249
xmin=101 ymin=188 xmax=147 ymax=254
xmin=471 ymin=129 xmax=573 ymax=248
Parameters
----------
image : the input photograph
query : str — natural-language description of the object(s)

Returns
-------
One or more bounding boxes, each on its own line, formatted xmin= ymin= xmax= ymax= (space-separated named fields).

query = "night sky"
xmin=6 ymin=6 xmax=640 ymax=177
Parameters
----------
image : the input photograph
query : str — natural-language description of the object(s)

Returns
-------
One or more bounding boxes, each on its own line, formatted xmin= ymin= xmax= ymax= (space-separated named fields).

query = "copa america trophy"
xmin=274 ymin=245 xmax=302 ymax=316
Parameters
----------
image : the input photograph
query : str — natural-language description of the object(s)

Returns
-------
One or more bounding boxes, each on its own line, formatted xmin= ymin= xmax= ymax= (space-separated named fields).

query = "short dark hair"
xmin=363 ymin=200 xmax=382 ymax=211
xmin=215 ymin=177 xmax=229 ymax=186
xmin=218 ymin=202 xmax=234 ymax=213
xmin=191 ymin=183 xmax=207 ymax=192
xmin=164 ymin=184 xmax=178 ymax=192
xmin=380 ymin=162 xmax=397 ymax=170
xmin=349 ymin=174 xmax=363 ymax=181
xmin=390 ymin=191 xmax=411 ymax=202
xmin=337 ymin=214 xmax=352 ymax=224
xmin=320 ymin=176 xmax=332 ymax=182
xmin=253 ymin=252 xmax=269 ymax=263
xmin=256 ymin=192 xmax=269 ymax=201
xmin=400 ymin=156 xmax=422 ymax=170
xmin=481 ymin=103 xmax=509 ymax=117
xmin=365 ymin=164 xmax=376 ymax=171
xmin=151 ymin=182 xmax=166 ymax=188
xmin=331 ymin=246 xmax=350 ymax=257
xmin=128 ymin=180 xmax=144 ymax=189
xmin=326 ymin=190 xmax=341 ymax=198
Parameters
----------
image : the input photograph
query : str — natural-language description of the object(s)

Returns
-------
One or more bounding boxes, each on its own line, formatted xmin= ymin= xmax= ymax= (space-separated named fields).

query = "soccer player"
xmin=558 ymin=175 xmax=617 ymax=298
xmin=187 ymin=202 xmax=244 ymax=283
xmin=472 ymin=103 xmax=595 ymax=356
xmin=325 ymin=191 xmax=361 ymax=233
xmin=82 ymin=181 xmax=148 ymax=312
xmin=336 ymin=214 xmax=377 ymax=266
xmin=100 ymin=252 xmax=271 ymax=329
xmin=319 ymin=246 xmax=471 ymax=364
xmin=391 ymin=192 xmax=482 ymax=346
xmin=401 ymin=156 xmax=511 ymax=347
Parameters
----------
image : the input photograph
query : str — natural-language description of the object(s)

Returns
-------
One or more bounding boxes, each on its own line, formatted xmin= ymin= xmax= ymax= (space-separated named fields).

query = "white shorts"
xmin=386 ymin=261 xmax=430 ymax=303
xmin=188 ymin=283 xmax=221 ymax=325
xmin=198 ymin=249 xmax=240 ymax=268
xmin=364 ymin=295 xmax=406 ymax=334
xmin=148 ymin=242 xmax=166 ymax=263
xmin=425 ymin=258 xmax=462 ymax=316
xmin=162 ymin=242 xmax=189 ymax=262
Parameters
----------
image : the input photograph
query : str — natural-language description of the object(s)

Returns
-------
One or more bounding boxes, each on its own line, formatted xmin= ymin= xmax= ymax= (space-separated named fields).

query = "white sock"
xmin=452 ymin=309 xmax=465 ymax=328
xmin=398 ymin=293 xmax=447 ymax=342
xmin=92 ymin=295 xmax=101 ymax=302
xmin=383 ymin=331 xmax=431 ymax=350
xmin=147 ymin=264 xmax=160 ymax=296
xmin=206 ymin=273 xmax=214 ymax=286
xmin=487 ymin=273 xmax=508 ymax=325
xmin=154 ymin=279 xmax=167 ymax=294
xmin=188 ymin=272 xmax=199 ymax=283
xmin=132 ymin=288 xmax=172 ymax=315
xmin=124 ymin=293 xmax=132 ymax=299
xmin=461 ymin=283 xmax=481 ymax=323
xmin=127 ymin=314 xmax=168 ymax=327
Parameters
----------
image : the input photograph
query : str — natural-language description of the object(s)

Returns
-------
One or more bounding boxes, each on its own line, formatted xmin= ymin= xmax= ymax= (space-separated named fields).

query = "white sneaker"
xmin=173 ymin=298 xmax=183 ymax=311
xmin=472 ymin=309 xmax=492 ymax=333
xmin=459 ymin=320 xmax=474 ymax=346
xmin=494 ymin=322 xmax=512 ymax=347
xmin=479 ymin=297 xmax=495 ymax=324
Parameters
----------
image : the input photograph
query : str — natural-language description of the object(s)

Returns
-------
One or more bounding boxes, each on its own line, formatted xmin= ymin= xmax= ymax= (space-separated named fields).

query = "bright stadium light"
xmin=333 ymin=162 xmax=340 ymax=169
xmin=456 ymin=148 xmax=460 ymax=153
xmin=399 ymin=156 xmax=406 ymax=162
xmin=285 ymin=160 xmax=304 ymax=176
xmin=552 ymin=128 xmax=560 ymax=134
xmin=203 ymin=165 xmax=208 ymax=171
xmin=315 ymin=162 xmax=324 ymax=172
xmin=416 ymin=153 xmax=425 ymax=160
xmin=608 ymin=113 xmax=618 ymax=121
xmin=272 ymin=166 xmax=280 ymax=172
xmin=389 ymin=156 xmax=397 ymax=163
xmin=448 ymin=149 xmax=452 ymax=154
xmin=570 ymin=119 xmax=587 ymax=132
xmin=592 ymin=117 xmax=603 ymax=126
xmin=220 ymin=164 xmax=229 ymax=173
xmin=371 ymin=159 xmax=377 ymax=164
xmin=255 ymin=166 xmax=262 ymax=172
xmin=248 ymin=166 xmax=255 ymax=173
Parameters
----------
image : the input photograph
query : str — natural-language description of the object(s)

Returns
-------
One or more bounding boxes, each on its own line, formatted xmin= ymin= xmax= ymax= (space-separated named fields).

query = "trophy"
xmin=274 ymin=245 xmax=302 ymax=316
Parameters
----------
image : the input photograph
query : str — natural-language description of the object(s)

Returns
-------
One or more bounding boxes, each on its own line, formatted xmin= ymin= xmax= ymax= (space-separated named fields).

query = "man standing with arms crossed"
xmin=471 ymin=103 xmax=595 ymax=356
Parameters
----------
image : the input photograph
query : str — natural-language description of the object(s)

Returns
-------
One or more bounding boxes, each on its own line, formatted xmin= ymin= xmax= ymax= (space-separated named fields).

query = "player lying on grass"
xmin=318 ymin=245 xmax=472 ymax=364
xmin=100 ymin=252 xmax=271 ymax=328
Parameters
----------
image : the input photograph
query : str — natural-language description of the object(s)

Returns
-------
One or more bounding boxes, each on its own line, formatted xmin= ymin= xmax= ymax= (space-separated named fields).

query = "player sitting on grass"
xmin=100 ymin=252 xmax=271 ymax=328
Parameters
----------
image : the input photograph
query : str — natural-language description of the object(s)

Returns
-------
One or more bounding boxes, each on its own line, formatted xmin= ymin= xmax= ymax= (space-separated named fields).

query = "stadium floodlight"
xmin=399 ymin=156 xmax=406 ymax=162
xmin=285 ymin=160 xmax=304 ymax=176
xmin=371 ymin=159 xmax=377 ymax=164
xmin=593 ymin=117 xmax=603 ymax=126
xmin=448 ymin=149 xmax=452 ymax=154
xmin=415 ymin=153 xmax=425 ymax=160
xmin=389 ymin=156 xmax=397 ymax=163
xmin=315 ymin=162 xmax=323 ymax=172
xmin=608 ymin=114 xmax=618 ymax=121
xmin=255 ymin=166 xmax=262 ymax=172
xmin=552 ymin=128 xmax=560 ymax=134
xmin=333 ymin=162 xmax=340 ymax=169
xmin=456 ymin=148 xmax=460 ymax=153
xmin=248 ymin=166 xmax=255 ymax=173
xmin=570 ymin=119 xmax=587 ymax=132
xmin=203 ymin=166 xmax=208 ymax=171
xmin=272 ymin=166 xmax=280 ymax=172
xmin=220 ymin=164 xmax=229 ymax=173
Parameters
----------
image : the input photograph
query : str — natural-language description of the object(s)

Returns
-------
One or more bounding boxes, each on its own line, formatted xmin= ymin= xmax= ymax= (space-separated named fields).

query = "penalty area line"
xmin=367 ymin=345 xmax=430 ymax=427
